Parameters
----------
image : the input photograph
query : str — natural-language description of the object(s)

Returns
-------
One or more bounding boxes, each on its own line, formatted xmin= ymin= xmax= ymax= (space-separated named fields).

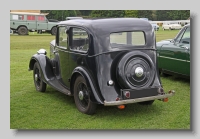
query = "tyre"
xmin=18 ymin=26 xmax=28 ymax=35
xmin=74 ymin=76 xmax=97 ymax=115
xmin=51 ymin=27 xmax=57 ymax=35
xmin=33 ymin=62 xmax=47 ymax=92
xmin=162 ymin=28 xmax=165 ymax=30
xmin=138 ymin=100 xmax=154 ymax=105
xmin=117 ymin=51 xmax=155 ymax=89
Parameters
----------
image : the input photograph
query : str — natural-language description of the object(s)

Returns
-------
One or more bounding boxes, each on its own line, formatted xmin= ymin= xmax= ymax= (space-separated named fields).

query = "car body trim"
xmin=104 ymin=92 xmax=175 ymax=106
xmin=158 ymin=55 xmax=190 ymax=62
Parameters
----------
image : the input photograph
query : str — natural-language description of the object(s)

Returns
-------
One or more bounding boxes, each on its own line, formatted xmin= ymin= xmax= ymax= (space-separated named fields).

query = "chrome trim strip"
xmin=104 ymin=92 xmax=175 ymax=106
xmin=158 ymin=55 xmax=190 ymax=63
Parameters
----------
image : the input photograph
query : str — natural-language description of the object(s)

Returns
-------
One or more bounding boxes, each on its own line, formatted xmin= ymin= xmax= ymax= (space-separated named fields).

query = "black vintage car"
xmin=29 ymin=18 xmax=175 ymax=115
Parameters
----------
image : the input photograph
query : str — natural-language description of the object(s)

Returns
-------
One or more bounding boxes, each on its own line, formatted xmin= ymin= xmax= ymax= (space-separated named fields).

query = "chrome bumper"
xmin=104 ymin=91 xmax=175 ymax=106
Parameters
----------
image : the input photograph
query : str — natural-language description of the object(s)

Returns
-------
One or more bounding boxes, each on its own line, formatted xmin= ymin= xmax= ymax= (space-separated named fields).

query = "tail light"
xmin=123 ymin=91 xmax=130 ymax=98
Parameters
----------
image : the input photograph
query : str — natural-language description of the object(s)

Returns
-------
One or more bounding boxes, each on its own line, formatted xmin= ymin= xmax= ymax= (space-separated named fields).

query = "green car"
xmin=156 ymin=24 xmax=190 ymax=79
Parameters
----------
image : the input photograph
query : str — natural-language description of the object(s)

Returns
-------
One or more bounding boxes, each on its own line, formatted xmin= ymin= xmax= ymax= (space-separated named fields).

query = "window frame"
xmin=109 ymin=31 xmax=147 ymax=48
xmin=56 ymin=25 xmax=68 ymax=49
xmin=27 ymin=15 xmax=36 ymax=21
xmin=12 ymin=14 xmax=24 ymax=20
xmin=68 ymin=26 xmax=90 ymax=54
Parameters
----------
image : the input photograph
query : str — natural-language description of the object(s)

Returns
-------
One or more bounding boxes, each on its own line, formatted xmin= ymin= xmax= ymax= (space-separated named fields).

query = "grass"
xmin=10 ymin=28 xmax=190 ymax=129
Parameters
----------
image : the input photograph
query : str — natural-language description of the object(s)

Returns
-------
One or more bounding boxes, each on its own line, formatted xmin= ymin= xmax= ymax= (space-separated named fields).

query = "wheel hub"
xmin=135 ymin=67 xmax=144 ymax=78
xmin=79 ymin=91 xmax=84 ymax=100
xmin=35 ymin=74 xmax=38 ymax=81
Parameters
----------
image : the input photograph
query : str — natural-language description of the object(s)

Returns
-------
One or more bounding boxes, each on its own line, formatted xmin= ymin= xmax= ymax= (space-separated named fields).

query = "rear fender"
xmin=71 ymin=67 xmax=104 ymax=104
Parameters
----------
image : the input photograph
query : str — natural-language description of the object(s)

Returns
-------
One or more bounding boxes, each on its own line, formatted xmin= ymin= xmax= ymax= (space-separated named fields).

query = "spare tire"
xmin=117 ymin=51 xmax=155 ymax=89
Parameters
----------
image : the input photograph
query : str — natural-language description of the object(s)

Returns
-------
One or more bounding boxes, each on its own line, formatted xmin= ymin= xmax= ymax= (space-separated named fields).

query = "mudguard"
xmin=71 ymin=67 xmax=104 ymax=104
xmin=29 ymin=53 xmax=55 ymax=83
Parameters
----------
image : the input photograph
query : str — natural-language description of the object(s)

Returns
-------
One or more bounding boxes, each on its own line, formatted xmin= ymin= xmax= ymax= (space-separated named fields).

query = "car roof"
xmin=58 ymin=18 xmax=152 ymax=34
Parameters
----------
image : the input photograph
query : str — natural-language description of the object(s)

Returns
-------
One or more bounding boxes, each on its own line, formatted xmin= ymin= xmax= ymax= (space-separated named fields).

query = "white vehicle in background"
xmin=162 ymin=22 xmax=182 ymax=30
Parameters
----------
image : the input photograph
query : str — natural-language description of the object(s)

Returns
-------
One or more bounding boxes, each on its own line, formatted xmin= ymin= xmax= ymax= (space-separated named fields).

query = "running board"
xmin=47 ymin=79 xmax=72 ymax=96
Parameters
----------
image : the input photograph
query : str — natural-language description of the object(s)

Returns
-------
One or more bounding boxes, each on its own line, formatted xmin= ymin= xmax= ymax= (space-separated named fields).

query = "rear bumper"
xmin=104 ymin=91 xmax=175 ymax=106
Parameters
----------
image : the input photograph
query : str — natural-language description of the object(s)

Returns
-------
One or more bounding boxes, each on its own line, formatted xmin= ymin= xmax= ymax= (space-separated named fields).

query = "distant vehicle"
xmin=139 ymin=18 xmax=148 ymax=21
xmin=66 ymin=17 xmax=83 ymax=20
xmin=156 ymin=24 xmax=190 ymax=78
xmin=151 ymin=23 xmax=159 ymax=31
xmin=10 ymin=12 xmax=59 ymax=35
xmin=162 ymin=22 xmax=182 ymax=30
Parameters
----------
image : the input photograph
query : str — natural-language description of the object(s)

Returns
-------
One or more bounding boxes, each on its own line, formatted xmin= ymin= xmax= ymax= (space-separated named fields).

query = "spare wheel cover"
xmin=117 ymin=51 xmax=155 ymax=89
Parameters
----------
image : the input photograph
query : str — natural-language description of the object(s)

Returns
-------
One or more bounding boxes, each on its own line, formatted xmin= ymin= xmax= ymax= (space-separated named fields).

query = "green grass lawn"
xmin=10 ymin=29 xmax=190 ymax=129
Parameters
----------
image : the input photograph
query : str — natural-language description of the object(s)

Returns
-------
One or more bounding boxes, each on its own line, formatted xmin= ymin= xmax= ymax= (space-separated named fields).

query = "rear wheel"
xmin=18 ymin=26 xmax=28 ymax=35
xmin=33 ymin=62 xmax=46 ymax=92
xmin=74 ymin=76 xmax=97 ymax=115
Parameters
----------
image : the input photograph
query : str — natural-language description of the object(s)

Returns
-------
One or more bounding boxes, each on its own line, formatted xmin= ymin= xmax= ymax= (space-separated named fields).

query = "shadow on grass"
xmin=44 ymin=88 xmax=164 ymax=117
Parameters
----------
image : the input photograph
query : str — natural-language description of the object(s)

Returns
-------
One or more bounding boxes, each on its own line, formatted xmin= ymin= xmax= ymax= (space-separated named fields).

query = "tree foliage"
xmin=124 ymin=10 xmax=138 ymax=17
xmin=138 ymin=10 xmax=153 ymax=20
xmin=90 ymin=10 xmax=125 ymax=18
xmin=156 ymin=10 xmax=190 ymax=20
xmin=41 ymin=10 xmax=190 ymax=21
xmin=41 ymin=10 xmax=77 ymax=21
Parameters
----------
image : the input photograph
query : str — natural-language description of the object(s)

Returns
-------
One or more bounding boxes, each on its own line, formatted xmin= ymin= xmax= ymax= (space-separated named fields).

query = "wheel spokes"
xmin=77 ymin=83 xmax=89 ymax=107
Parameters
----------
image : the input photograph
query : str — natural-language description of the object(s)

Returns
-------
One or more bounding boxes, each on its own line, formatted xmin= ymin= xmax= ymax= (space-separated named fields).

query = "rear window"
xmin=110 ymin=31 xmax=145 ymax=47
xmin=12 ymin=15 xmax=24 ymax=20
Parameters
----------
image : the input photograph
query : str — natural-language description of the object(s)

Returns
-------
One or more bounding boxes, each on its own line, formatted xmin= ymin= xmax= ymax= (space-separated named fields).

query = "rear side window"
xmin=27 ymin=15 xmax=36 ymax=21
xmin=12 ymin=15 xmax=24 ymax=20
xmin=110 ymin=31 xmax=145 ymax=47
xmin=70 ymin=28 xmax=89 ymax=52
xmin=37 ymin=16 xmax=45 ymax=21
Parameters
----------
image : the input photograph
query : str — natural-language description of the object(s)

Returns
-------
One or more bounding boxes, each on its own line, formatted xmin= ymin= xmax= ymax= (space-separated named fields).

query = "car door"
xmin=36 ymin=15 xmax=48 ymax=30
xmin=26 ymin=15 xmax=37 ymax=30
xmin=54 ymin=25 xmax=70 ymax=88
xmin=159 ymin=26 xmax=189 ymax=75
xmin=179 ymin=27 xmax=190 ymax=76
xmin=67 ymin=27 xmax=90 ymax=73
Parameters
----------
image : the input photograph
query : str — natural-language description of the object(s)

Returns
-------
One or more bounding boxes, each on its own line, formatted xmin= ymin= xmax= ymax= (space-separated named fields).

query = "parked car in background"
xmin=10 ymin=12 xmax=59 ymax=35
xmin=156 ymin=24 xmax=190 ymax=79
xmin=29 ymin=18 xmax=175 ymax=115
xmin=151 ymin=23 xmax=159 ymax=31
xmin=162 ymin=22 xmax=182 ymax=30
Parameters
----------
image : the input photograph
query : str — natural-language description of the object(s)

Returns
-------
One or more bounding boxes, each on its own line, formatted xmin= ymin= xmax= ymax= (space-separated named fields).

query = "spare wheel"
xmin=117 ymin=51 xmax=155 ymax=89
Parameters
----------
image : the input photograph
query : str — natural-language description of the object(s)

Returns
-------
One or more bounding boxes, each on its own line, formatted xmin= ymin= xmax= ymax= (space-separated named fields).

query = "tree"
xmin=124 ymin=10 xmax=138 ymax=17
xmin=79 ymin=10 xmax=92 ymax=16
xmin=167 ymin=10 xmax=190 ymax=20
xmin=156 ymin=10 xmax=171 ymax=20
xmin=41 ymin=10 xmax=77 ymax=21
xmin=90 ymin=10 xmax=125 ymax=18
xmin=138 ymin=10 xmax=153 ymax=20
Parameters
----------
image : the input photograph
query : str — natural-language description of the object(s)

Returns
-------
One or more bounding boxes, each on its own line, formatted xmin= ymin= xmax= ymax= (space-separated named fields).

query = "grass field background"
xmin=10 ymin=28 xmax=190 ymax=129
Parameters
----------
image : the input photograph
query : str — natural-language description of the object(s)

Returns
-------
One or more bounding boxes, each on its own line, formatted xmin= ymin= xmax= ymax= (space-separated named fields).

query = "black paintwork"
xmin=29 ymin=18 xmax=164 ymax=104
